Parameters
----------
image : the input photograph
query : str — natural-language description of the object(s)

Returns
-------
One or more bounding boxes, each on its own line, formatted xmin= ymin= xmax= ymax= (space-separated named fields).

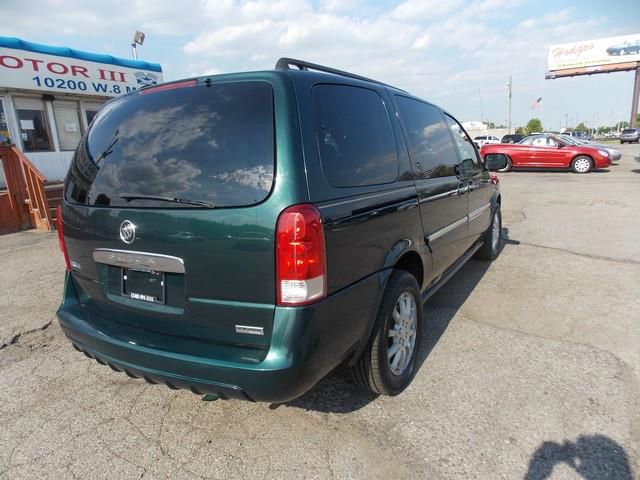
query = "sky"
xmin=1 ymin=0 xmax=639 ymax=130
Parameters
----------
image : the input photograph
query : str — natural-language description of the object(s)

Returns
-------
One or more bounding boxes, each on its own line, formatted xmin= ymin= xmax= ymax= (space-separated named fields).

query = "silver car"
xmin=620 ymin=128 xmax=639 ymax=144
xmin=560 ymin=135 xmax=622 ymax=162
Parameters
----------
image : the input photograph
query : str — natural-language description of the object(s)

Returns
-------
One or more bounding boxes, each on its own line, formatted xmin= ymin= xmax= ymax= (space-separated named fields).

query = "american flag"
xmin=531 ymin=97 xmax=542 ymax=109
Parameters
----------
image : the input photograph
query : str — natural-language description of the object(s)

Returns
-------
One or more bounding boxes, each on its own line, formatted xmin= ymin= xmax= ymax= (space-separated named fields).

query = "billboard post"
xmin=546 ymin=33 xmax=640 ymax=128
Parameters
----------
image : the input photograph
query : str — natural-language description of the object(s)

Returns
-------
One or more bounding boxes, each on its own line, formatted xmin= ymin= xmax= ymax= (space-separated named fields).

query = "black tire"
xmin=351 ymin=270 xmax=423 ymax=396
xmin=497 ymin=156 xmax=513 ymax=173
xmin=571 ymin=155 xmax=593 ymax=174
xmin=620 ymin=140 xmax=624 ymax=144
xmin=475 ymin=206 xmax=502 ymax=261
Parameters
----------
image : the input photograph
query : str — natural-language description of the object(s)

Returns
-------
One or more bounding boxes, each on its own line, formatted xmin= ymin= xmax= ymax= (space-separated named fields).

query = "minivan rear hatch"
xmin=62 ymin=78 xmax=279 ymax=350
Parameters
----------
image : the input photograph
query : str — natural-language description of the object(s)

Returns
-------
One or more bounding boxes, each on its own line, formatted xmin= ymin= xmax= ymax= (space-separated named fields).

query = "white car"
xmin=473 ymin=135 xmax=500 ymax=148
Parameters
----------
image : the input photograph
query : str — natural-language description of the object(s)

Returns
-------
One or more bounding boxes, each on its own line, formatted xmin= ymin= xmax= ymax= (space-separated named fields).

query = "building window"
xmin=14 ymin=97 xmax=52 ymax=152
xmin=85 ymin=110 xmax=98 ymax=126
xmin=0 ymin=97 xmax=11 ymax=145
xmin=53 ymin=101 xmax=83 ymax=151
xmin=82 ymin=102 xmax=103 ymax=128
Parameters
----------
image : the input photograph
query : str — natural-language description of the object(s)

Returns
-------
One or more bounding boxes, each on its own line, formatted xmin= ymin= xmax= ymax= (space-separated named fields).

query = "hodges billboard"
xmin=547 ymin=33 xmax=640 ymax=78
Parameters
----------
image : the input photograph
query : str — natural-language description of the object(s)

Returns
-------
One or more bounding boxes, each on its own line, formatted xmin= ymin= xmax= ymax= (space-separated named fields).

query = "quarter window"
xmin=313 ymin=84 xmax=398 ymax=187
xmin=395 ymin=96 xmax=459 ymax=178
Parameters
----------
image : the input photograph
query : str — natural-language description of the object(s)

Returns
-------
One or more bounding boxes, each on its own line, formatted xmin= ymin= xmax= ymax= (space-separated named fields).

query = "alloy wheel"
xmin=388 ymin=292 xmax=418 ymax=376
xmin=491 ymin=211 xmax=501 ymax=252
xmin=573 ymin=157 xmax=591 ymax=173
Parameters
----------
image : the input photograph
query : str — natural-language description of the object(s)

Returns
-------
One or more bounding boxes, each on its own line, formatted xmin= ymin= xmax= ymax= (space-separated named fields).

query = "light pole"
xmin=507 ymin=75 xmax=512 ymax=134
xmin=131 ymin=31 xmax=145 ymax=60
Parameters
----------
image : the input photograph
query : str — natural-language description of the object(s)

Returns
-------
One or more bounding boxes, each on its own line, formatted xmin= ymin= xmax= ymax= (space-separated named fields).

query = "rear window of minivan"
xmin=65 ymin=81 xmax=274 ymax=208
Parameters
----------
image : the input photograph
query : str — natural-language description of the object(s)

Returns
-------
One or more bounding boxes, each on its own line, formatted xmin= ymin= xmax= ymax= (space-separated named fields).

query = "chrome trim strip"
xmin=318 ymin=186 xmax=417 ymax=209
xmin=427 ymin=216 xmax=468 ymax=243
xmin=419 ymin=189 xmax=458 ymax=204
xmin=93 ymin=249 xmax=185 ymax=273
xmin=468 ymin=203 xmax=492 ymax=222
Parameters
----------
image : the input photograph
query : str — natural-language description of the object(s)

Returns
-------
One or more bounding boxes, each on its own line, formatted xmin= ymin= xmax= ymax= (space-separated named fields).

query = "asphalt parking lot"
xmin=1 ymin=144 xmax=639 ymax=480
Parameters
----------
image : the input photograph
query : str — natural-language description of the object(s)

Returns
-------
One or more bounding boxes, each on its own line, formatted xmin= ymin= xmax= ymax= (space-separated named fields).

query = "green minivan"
xmin=56 ymin=59 xmax=504 ymax=402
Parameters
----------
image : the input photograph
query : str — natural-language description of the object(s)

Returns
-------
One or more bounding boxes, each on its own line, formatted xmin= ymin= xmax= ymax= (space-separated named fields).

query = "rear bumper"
xmin=57 ymin=271 xmax=386 ymax=403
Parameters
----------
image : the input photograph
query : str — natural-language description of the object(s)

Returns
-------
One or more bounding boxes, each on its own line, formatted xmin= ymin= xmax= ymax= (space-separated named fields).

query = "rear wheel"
xmin=497 ymin=156 xmax=513 ymax=173
xmin=571 ymin=155 xmax=592 ymax=174
xmin=351 ymin=271 xmax=422 ymax=396
xmin=475 ymin=206 xmax=502 ymax=261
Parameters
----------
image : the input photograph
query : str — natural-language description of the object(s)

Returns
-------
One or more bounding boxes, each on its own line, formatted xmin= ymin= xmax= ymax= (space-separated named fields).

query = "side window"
xmin=395 ymin=96 xmax=459 ymax=178
xmin=313 ymin=85 xmax=398 ymax=188
xmin=443 ymin=114 xmax=481 ymax=175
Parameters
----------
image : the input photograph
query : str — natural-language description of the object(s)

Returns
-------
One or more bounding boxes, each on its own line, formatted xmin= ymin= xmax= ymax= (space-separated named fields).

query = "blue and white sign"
xmin=0 ymin=37 xmax=163 ymax=97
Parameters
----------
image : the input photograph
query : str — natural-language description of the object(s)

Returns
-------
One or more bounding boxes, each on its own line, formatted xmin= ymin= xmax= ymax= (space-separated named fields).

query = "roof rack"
xmin=275 ymin=57 xmax=405 ymax=91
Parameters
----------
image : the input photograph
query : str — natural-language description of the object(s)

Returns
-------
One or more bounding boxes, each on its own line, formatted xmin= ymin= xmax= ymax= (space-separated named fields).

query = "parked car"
xmin=566 ymin=130 xmax=593 ymax=141
xmin=480 ymin=133 xmax=611 ymax=173
xmin=56 ymin=58 xmax=504 ymax=402
xmin=473 ymin=135 xmax=500 ymax=148
xmin=501 ymin=133 xmax=525 ymax=144
xmin=560 ymin=135 xmax=622 ymax=162
xmin=619 ymin=128 xmax=640 ymax=144
xmin=606 ymin=41 xmax=640 ymax=56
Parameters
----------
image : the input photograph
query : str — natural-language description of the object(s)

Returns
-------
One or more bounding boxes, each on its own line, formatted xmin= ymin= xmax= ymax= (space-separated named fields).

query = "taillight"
xmin=276 ymin=204 xmax=326 ymax=306
xmin=56 ymin=206 xmax=72 ymax=272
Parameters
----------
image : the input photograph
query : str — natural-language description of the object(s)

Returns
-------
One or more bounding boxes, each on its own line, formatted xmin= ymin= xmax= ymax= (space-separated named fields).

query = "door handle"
xmin=457 ymin=182 xmax=468 ymax=195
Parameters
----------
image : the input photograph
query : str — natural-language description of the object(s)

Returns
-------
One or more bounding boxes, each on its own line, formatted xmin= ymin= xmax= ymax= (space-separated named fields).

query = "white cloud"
xmin=0 ymin=0 xmax=630 ymax=128
xmin=392 ymin=0 xmax=464 ymax=21
xmin=412 ymin=32 xmax=431 ymax=49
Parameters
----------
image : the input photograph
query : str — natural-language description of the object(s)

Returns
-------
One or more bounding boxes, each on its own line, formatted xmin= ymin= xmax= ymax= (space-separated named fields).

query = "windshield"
xmin=65 ymin=80 xmax=275 ymax=208
xmin=622 ymin=129 xmax=636 ymax=134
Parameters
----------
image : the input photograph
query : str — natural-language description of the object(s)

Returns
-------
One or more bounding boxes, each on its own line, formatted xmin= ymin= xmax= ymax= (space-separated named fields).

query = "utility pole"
xmin=507 ymin=75 xmax=512 ymax=134
xmin=565 ymin=113 xmax=568 ymax=130
xmin=631 ymin=67 xmax=640 ymax=128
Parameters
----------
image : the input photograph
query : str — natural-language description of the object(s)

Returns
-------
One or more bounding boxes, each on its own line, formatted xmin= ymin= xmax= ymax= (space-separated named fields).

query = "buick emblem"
xmin=119 ymin=220 xmax=136 ymax=244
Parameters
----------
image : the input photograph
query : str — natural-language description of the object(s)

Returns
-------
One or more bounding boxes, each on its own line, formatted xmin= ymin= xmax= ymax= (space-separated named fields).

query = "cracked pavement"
xmin=0 ymin=144 xmax=638 ymax=479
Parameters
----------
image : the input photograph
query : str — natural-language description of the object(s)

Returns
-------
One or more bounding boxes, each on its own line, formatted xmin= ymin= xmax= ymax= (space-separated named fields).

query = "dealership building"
xmin=0 ymin=36 xmax=163 ymax=184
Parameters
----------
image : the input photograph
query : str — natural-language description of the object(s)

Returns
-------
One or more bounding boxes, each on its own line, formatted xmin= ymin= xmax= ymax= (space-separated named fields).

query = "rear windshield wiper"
xmin=119 ymin=193 xmax=215 ymax=208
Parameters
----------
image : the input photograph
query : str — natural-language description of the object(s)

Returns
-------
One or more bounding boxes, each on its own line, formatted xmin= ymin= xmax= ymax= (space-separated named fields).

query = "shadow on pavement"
xmin=504 ymin=168 xmax=610 ymax=174
xmin=524 ymin=435 xmax=634 ymax=480
xmin=279 ymin=229 xmax=510 ymax=413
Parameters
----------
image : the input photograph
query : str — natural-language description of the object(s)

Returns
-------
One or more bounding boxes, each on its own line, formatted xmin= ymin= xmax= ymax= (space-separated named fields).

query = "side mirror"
xmin=484 ymin=153 xmax=507 ymax=171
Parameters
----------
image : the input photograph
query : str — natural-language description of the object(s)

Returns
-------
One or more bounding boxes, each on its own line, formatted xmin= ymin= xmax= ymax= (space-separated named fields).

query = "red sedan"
xmin=480 ymin=134 xmax=611 ymax=173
